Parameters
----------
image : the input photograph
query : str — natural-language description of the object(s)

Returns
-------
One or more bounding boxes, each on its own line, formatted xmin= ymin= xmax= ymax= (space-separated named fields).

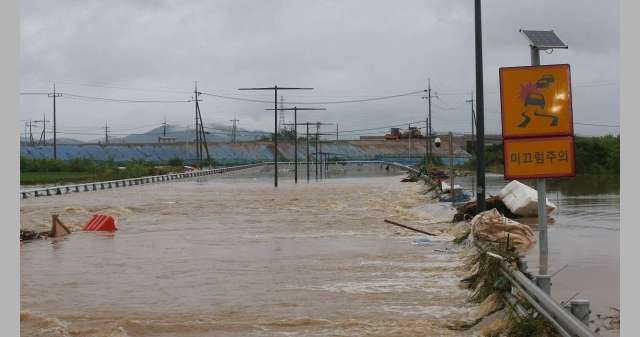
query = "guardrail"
xmin=20 ymin=160 xmax=420 ymax=200
xmin=20 ymin=163 xmax=266 ymax=199
xmin=474 ymin=241 xmax=595 ymax=337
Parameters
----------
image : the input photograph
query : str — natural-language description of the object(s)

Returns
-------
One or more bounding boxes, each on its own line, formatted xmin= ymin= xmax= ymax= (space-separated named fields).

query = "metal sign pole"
xmin=530 ymin=46 xmax=550 ymax=283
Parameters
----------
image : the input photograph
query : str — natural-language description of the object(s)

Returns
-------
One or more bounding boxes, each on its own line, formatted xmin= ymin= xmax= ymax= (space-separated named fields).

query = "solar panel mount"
xmin=519 ymin=29 xmax=568 ymax=49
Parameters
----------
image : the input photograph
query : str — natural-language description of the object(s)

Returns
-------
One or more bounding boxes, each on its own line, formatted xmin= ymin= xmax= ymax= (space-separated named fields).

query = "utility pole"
xmin=28 ymin=120 xmax=34 ymax=145
xmin=311 ymin=124 xmax=334 ymax=182
xmin=33 ymin=114 xmax=50 ymax=145
xmin=422 ymin=79 xmax=432 ymax=171
xmin=319 ymin=142 xmax=323 ymax=180
xmin=306 ymin=122 xmax=310 ymax=183
xmin=104 ymin=121 xmax=110 ymax=144
xmin=229 ymin=113 xmax=239 ymax=143
xmin=466 ymin=92 xmax=475 ymax=154
xmin=194 ymin=82 xmax=201 ymax=164
xmin=279 ymin=96 xmax=285 ymax=131
xmin=408 ymin=122 xmax=412 ymax=161
xmin=48 ymin=83 xmax=62 ymax=160
xmin=449 ymin=132 xmax=455 ymax=200
xmin=315 ymin=122 xmax=319 ymax=181
xmin=474 ymin=0 xmax=486 ymax=211
xmin=163 ymin=117 xmax=167 ymax=137
xmin=275 ymin=107 xmax=326 ymax=184
xmin=238 ymin=86 xmax=313 ymax=188
xmin=195 ymin=85 xmax=211 ymax=167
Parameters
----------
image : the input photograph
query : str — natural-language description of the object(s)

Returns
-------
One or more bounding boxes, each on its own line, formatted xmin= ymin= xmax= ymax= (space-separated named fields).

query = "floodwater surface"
xmin=457 ymin=174 xmax=620 ymax=318
xmin=21 ymin=166 xmax=478 ymax=337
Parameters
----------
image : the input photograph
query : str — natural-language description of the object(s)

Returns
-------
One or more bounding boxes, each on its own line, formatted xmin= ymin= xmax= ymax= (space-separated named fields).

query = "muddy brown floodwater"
xmin=21 ymin=166 xmax=479 ymax=337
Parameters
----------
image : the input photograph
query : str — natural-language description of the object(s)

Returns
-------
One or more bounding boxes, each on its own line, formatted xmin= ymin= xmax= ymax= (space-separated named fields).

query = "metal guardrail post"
xmin=570 ymin=300 xmax=591 ymax=326
xmin=536 ymin=275 xmax=552 ymax=295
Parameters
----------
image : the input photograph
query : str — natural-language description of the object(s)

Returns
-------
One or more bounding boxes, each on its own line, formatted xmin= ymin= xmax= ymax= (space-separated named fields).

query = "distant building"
xmin=158 ymin=136 xmax=177 ymax=143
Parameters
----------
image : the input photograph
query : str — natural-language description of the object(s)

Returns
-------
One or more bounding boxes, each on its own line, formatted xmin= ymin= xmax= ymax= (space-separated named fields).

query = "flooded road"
xmin=21 ymin=166 xmax=477 ymax=337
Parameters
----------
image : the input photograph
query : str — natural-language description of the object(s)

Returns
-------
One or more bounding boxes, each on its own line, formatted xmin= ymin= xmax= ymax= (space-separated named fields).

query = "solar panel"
xmin=519 ymin=29 xmax=568 ymax=49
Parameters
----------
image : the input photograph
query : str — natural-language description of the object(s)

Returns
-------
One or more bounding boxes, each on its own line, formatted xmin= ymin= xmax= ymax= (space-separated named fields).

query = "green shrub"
xmin=168 ymin=157 xmax=184 ymax=167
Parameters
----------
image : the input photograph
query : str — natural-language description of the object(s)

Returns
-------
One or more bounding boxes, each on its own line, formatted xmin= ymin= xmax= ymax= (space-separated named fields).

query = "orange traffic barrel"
xmin=83 ymin=214 xmax=118 ymax=232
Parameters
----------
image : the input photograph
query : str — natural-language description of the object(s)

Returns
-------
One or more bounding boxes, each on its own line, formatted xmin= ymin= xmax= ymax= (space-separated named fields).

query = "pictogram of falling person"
xmin=517 ymin=74 xmax=559 ymax=128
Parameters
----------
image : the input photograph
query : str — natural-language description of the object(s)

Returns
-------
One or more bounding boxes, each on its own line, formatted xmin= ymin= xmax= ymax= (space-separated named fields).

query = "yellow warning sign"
xmin=500 ymin=64 xmax=573 ymax=139
xmin=503 ymin=136 xmax=576 ymax=180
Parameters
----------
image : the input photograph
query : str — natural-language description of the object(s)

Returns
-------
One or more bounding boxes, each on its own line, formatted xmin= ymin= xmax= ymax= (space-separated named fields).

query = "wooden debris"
xmin=383 ymin=219 xmax=438 ymax=236
xmin=49 ymin=214 xmax=71 ymax=238
xmin=453 ymin=195 xmax=519 ymax=222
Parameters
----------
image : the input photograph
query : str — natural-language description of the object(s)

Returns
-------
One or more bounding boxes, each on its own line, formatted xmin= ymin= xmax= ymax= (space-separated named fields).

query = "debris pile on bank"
xmin=454 ymin=180 xmax=557 ymax=221
xmin=450 ymin=210 xmax=559 ymax=336
xmin=468 ymin=209 xmax=536 ymax=253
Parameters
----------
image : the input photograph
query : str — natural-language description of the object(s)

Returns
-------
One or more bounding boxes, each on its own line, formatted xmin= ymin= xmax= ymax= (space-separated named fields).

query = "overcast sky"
xmin=20 ymin=0 xmax=619 ymax=140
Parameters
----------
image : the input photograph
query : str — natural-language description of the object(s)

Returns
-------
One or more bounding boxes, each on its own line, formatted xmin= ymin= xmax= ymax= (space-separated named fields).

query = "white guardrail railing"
xmin=20 ymin=163 xmax=266 ymax=199
xmin=20 ymin=161 xmax=418 ymax=199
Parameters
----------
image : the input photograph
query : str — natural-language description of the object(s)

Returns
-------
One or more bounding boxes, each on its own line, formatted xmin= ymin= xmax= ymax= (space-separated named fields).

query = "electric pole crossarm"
xmin=238 ymin=85 xmax=314 ymax=188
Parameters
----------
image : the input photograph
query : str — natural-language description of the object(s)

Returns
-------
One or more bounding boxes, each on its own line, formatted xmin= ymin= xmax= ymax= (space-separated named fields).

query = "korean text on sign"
xmin=503 ymin=136 xmax=576 ymax=180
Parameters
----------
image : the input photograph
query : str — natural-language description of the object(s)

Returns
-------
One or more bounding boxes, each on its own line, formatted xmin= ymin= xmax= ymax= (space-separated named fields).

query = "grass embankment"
xmin=463 ymin=134 xmax=619 ymax=176
xmin=20 ymin=157 xmax=186 ymax=185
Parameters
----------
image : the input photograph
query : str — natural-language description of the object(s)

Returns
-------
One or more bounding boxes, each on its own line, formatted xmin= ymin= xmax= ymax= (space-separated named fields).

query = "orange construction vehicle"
xmin=384 ymin=128 xmax=401 ymax=141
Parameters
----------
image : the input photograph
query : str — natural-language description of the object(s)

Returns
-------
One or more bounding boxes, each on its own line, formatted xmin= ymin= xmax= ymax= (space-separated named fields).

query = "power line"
xmin=202 ymin=89 xmax=425 ymax=105
xmin=575 ymin=122 xmax=620 ymax=128
xmin=339 ymin=120 xmax=426 ymax=133
xmin=62 ymin=93 xmax=192 ymax=103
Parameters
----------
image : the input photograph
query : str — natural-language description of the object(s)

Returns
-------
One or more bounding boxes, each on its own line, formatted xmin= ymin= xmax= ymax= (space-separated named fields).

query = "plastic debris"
xmin=498 ymin=180 xmax=556 ymax=217
xmin=413 ymin=237 xmax=432 ymax=246
xmin=83 ymin=214 xmax=118 ymax=232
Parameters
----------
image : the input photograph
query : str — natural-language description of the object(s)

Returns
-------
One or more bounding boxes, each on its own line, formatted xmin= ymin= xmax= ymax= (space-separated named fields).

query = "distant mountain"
xmin=121 ymin=123 xmax=270 ymax=143
xmin=21 ymin=123 xmax=272 ymax=145
xmin=20 ymin=137 xmax=85 ymax=145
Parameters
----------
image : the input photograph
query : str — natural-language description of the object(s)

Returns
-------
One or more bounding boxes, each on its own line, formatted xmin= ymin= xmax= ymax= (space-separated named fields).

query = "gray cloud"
xmin=20 ymin=0 xmax=619 ymax=140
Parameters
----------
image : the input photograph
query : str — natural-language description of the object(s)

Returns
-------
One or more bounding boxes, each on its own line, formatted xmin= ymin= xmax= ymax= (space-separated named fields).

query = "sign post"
xmin=530 ymin=47 xmax=549 ymax=281
xmin=500 ymin=61 xmax=574 ymax=295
